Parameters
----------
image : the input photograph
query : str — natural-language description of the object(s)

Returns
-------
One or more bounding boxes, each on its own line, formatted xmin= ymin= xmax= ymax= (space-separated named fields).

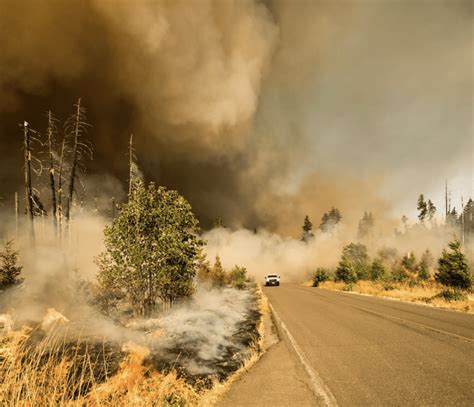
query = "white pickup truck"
xmin=264 ymin=274 xmax=280 ymax=286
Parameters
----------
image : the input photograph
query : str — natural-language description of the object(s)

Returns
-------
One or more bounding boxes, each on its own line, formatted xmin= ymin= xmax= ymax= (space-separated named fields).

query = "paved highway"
xmin=219 ymin=284 xmax=474 ymax=406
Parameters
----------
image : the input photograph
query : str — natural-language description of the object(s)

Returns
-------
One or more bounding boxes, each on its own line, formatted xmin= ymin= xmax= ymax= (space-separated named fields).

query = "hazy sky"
xmin=256 ymin=0 xmax=473 ymax=220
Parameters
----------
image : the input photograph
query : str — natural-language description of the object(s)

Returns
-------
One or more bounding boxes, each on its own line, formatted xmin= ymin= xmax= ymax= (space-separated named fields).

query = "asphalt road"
xmin=261 ymin=284 xmax=474 ymax=407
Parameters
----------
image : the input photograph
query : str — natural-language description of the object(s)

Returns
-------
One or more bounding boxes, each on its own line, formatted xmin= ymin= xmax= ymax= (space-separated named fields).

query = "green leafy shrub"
xmin=342 ymin=243 xmax=370 ymax=280
xmin=228 ymin=266 xmax=248 ymax=290
xmin=401 ymin=252 xmax=418 ymax=273
xmin=342 ymin=283 xmax=354 ymax=292
xmin=335 ymin=255 xmax=358 ymax=283
xmin=438 ymin=289 xmax=467 ymax=302
xmin=96 ymin=181 xmax=203 ymax=316
xmin=390 ymin=265 xmax=409 ymax=282
xmin=312 ymin=268 xmax=330 ymax=287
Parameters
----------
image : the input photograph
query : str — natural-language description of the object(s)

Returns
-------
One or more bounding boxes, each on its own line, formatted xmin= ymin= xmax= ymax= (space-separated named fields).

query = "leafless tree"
xmin=64 ymin=98 xmax=92 ymax=224
xmin=46 ymin=110 xmax=59 ymax=234
xmin=57 ymin=137 xmax=66 ymax=238
xmin=21 ymin=122 xmax=42 ymax=244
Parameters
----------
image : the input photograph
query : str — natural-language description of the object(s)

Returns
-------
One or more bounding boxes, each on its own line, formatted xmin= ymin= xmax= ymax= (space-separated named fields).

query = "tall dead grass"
xmin=0 ymin=288 xmax=265 ymax=406
xmin=318 ymin=280 xmax=473 ymax=313
xmin=0 ymin=326 xmax=202 ymax=406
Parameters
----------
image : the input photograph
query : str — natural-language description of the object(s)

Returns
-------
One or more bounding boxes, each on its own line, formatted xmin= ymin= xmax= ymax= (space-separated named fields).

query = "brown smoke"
xmin=0 ymin=0 xmax=471 ymax=233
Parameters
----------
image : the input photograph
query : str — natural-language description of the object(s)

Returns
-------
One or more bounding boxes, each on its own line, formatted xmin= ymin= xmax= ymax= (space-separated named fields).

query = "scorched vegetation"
xmin=0 ymin=101 xmax=262 ymax=406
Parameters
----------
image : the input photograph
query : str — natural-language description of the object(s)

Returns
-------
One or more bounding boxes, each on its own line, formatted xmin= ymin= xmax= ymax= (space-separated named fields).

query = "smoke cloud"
xmin=0 ymin=0 xmax=471 ymax=234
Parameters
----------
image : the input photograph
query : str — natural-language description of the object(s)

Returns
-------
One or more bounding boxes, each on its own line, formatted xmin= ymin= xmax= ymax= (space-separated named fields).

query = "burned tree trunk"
xmin=23 ymin=122 xmax=35 ymax=243
xmin=47 ymin=111 xmax=58 ymax=234
xmin=15 ymin=192 xmax=19 ymax=239
xmin=129 ymin=134 xmax=134 ymax=196
xmin=57 ymin=137 xmax=66 ymax=238
xmin=64 ymin=98 xmax=92 ymax=225
xmin=65 ymin=100 xmax=81 ymax=224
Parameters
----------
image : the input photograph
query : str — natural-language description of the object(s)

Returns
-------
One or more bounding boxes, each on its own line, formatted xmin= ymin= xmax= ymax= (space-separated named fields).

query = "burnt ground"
xmin=146 ymin=287 xmax=261 ymax=389
xmin=1 ymin=285 xmax=261 ymax=398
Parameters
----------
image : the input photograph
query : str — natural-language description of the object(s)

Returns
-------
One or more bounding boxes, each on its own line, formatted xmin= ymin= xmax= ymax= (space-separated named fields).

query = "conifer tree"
xmin=370 ymin=258 xmax=386 ymax=281
xmin=0 ymin=241 xmax=23 ymax=288
xmin=335 ymin=255 xmax=358 ymax=283
xmin=417 ymin=194 xmax=427 ymax=223
xmin=427 ymin=200 xmax=436 ymax=221
xmin=301 ymin=215 xmax=314 ymax=242
xmin=211 ymin=255 xmax=226 ymax=288
xmin=435 ymin=239 xmax=472 ymax=290
xmin=418 ymin=249 xmax=433 ymax=280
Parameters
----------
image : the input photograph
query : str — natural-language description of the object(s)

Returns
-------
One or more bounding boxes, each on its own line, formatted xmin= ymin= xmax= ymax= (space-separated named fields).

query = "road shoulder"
xmin=216 ymin=290 xmax=321 ymax=407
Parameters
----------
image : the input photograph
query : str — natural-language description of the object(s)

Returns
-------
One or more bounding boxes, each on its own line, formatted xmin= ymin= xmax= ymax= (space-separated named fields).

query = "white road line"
xmin=269 ymin=303 xmax=338 ymax=407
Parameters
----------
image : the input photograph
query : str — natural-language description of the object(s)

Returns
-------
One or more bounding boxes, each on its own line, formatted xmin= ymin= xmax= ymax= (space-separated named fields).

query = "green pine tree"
xmin=435 ymin=239 xmax=472 ymax=290
xmin=418 ymin=249 xmax=433 ymax=280
xmin=417 ymin=194 xmax=428 ymax=223
xmin=0 ymin=240 xmax=23 ymax=288
xmin=427 ymin=200 xmax=436 ymax=221
xmin=301 ymin=215 xmax=314 ymax=242
xmin=211 ymin=255 xmax=227 ymax=288
xmin=401 ymin=252 xmax=418 ymax=273
xmin=370 ymin=258 xmax=386 ymax=281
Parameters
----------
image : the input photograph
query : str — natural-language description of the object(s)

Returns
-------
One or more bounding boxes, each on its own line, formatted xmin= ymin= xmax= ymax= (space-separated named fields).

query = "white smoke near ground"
xmin=204 ymin=227 xmax=346 ymax=282
xmin=128 ymin=287 xmax=253 ymax=374
xmin=0 ymin=207 xmax=259 ymax=375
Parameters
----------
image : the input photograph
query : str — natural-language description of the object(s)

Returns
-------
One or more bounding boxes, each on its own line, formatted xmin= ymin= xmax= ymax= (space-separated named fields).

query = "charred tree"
xmin=129 ymin=134 xmax=134 ymax=196
xmin=46 ymin=111 xmax=58 ymax=234
xmin=15 ymin=192 xmax=19 ymax=239
xmin=64 ymin=99 xmax=92 ymax=225
xmin=22 ymin=121 xmax=35 ymax=243
xmin=57 ymin=137 xmax=66 ymax=238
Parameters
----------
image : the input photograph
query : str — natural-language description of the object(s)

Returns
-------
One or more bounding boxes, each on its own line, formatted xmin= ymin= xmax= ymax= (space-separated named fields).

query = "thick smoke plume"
xmin=0 ymin=0 xmax=471 ymax=233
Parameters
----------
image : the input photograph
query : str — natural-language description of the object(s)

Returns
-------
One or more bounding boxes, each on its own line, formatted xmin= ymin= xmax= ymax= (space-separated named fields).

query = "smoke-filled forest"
xmin=0 ymin=0 xmax=472 ymax=406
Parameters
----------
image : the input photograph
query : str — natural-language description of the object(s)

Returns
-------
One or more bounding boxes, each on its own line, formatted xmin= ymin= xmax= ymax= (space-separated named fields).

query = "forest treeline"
xmin=300 ymin=199 xmax=473 ymax=299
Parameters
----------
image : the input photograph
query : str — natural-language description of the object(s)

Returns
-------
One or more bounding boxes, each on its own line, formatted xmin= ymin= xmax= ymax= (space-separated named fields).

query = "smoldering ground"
xmin=0 ymin=0 xmax=471 ymax=233
xmin=0 ymin=213 xmax=260 ymax=385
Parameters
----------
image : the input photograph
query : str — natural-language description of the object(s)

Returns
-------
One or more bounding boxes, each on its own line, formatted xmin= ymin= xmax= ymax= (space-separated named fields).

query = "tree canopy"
xmin=96 ymin=181 xmax=203 ymax=316
xmin=301 ymin=215 xmax=314 ymax=242
xmin=319 ymin=207 xmax=342 ymax=233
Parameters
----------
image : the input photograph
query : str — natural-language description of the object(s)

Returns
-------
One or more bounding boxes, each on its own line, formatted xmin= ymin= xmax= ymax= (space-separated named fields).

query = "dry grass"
xmin=317 ymin=280 xmax=473 ymax=313
xmin=0 ymin=327 xmax=200 ymax=406
xmin=0 ymin=288 xmax=266 ymax=406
